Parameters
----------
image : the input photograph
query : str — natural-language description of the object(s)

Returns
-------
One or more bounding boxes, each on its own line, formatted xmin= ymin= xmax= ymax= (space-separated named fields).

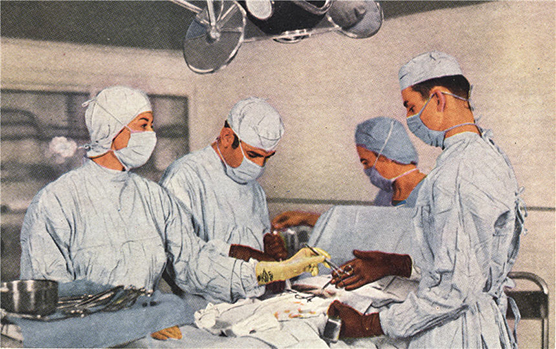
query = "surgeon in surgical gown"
xmin=272 ymin=116 xmax=426 ymax=231
xmin=160 ymin=97 xmax=287 ymax=260
xmin=329 ymin=52 xmax=525 ymax=348
xmin=20 ymin=87 xmax=324 ymax=315
xmin=355 ymin=117 xmax=426 ymax=207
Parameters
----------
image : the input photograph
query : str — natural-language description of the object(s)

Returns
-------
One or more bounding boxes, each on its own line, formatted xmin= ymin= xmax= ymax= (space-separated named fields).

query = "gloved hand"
xmin=328 ymin=0 xmax=367 ymax=28
xmin=327 ymin=300 xmax=383 ymax=338
xmin=151 ymin=325 xmax=183 ymax=340
xmin=263 ymin=232 xmax=288 ymax=260
xmin=331 ymin=250 xmax=412 ymax=290
xmin=271 ymin=211 xmax=321 ymax=230
xmin=229 ymin=244 xmax=276 ymax=262
xmin=255 ymin=247 xmax=326 ymax=285
xmin=265 ymin=280 xmax=286 ymax=294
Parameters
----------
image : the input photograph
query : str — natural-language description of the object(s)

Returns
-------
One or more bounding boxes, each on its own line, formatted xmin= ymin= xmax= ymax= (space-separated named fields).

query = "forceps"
xmin=304 ymin=244 xmax=352 ymax=289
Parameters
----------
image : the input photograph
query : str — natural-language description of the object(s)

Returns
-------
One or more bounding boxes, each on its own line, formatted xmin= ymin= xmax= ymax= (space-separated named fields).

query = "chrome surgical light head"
xmin=172 ymin=0 xmax=383 ymax=74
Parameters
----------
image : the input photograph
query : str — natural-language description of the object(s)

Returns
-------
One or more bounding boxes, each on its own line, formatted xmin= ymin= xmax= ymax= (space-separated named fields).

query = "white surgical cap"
xmin=83 ymin=86 xmax=151 ymax=157
xmin=226 ymin=97 xmax=284 ymax=151
xmin=399 ymin=51 xmax=463 ymax=91
xmin=355 ymin=117 xmax=418 ymax=165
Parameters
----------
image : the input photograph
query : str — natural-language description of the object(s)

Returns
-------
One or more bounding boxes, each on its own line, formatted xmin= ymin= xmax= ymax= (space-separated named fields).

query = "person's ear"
xmin=431 ymin=88 xmax=446 ymax=113
xmin=219 ymin=128 xmax=234 ymax=148
xmin=111 ymin=127 xmax=130 ymax=151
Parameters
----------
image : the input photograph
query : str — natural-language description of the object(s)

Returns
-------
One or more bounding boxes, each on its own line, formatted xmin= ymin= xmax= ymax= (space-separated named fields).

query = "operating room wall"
xmin=197 ymin=4 xmax=556 ymax=344
xmin=1 ymin=1 xmax=554 ymax=345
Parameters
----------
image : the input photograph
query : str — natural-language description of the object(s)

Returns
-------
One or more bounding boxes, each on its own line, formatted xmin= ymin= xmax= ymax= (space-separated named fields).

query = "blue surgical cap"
xmin=399 ymin=51 xmax=463 ymax=90
xmin=355 ymin=117 xmax=418 ymax=165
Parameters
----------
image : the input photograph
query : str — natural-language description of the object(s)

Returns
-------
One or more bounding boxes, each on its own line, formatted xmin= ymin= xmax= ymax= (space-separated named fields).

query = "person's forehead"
xmin=401 ymin=87 xmax=416 ymax=99
xmin=131 ymin=111 xmax=153 ymax=121
xmin=401 ymin=87 xmax=424 ymax=104
xmin=357 ymin=145 xmax=378 ymax=158
xmin=242 ymin=141 xmax=275 ymax=156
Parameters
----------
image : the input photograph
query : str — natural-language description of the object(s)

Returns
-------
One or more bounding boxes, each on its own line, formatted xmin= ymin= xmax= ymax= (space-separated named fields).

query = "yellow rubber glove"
xmin=151 ymin=325 xmax=183 ymax=340
xmin=255 ymin=247 xmax=326 ymax=285
xmin=308 ymin=246 xmax=332 ymax=269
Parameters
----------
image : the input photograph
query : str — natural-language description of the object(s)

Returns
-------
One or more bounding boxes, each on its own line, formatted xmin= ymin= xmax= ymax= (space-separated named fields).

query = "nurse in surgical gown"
xmin=272 ymin=116 xmax=426 ymax=231
xmin=354 ymin=117 xmax=426 ymax=208
xmin=19 ymin=86 xmax=263 ymax=303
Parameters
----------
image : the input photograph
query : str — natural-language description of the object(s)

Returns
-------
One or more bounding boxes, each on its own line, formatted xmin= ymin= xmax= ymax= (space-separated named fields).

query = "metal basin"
xmin=1 ymin=279 xmax=59 ymax=316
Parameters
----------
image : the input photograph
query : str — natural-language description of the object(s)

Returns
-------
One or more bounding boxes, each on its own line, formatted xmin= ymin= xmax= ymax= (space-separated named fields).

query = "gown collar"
xmin=443 ymin=131 xmax=480 ymax=149
xmin=84 ymin=158 xmax=129 ymax=182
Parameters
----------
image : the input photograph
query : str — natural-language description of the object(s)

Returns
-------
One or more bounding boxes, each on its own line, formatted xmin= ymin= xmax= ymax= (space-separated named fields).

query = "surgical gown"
xmin=395 ymin=180 xmax=424 ymax=207
xmin=374 ymin=180 xmax=423 ymax=207
xmin=160 ymin=146 xmax=269 ymax=250
xmin=20 ymin=159 xmax=263 ymax=303
xmin=379 ymin=131 xmax=523 ymax=348
xmin=373 ymin=189 xmax=394 ymax=206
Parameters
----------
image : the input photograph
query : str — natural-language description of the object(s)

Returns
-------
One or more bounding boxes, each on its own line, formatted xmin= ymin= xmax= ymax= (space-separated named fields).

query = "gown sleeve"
xmin=20 ymin=190 xmax=74 ymax=282
xmin=159 ymin=188 xmax=265 ymax=303
xmin=159 ymin=161 xmax=198 ymax=212
xmin=379 ymin=165 xmax=512 ymax=338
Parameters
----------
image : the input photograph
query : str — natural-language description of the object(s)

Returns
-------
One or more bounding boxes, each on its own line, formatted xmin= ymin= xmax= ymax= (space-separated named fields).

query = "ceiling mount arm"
xmin=168 ymin=0 xmax=203 ymax=14
xmin=291 ymin=0 xmax=334 ymax=16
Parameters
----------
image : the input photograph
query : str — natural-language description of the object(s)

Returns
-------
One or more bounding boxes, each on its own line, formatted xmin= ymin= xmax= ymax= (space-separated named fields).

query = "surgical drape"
xmin=20 ymin=159 xmax=263 ymax=303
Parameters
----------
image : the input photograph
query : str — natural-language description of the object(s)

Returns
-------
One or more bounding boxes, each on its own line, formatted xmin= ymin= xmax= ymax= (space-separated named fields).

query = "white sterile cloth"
xmin=194 ymin=275 xmax=418 ymax=348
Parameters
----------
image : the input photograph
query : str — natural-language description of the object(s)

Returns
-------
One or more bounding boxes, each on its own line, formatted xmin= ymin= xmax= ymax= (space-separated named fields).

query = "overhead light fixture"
xmin=170 ymin=0 xmax=383 ymax=74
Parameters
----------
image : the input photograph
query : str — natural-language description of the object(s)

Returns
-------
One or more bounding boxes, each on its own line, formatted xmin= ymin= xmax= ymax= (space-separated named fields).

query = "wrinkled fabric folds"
xmin=20 ymin=159 xmax=264 ymax=303
xmin=160 ymin=146 xmax=269 ymax=250
xmin=380 ymin=131 xmax=521 ymax=348
xmin=227 ymin=97 xmax=284 ymax=152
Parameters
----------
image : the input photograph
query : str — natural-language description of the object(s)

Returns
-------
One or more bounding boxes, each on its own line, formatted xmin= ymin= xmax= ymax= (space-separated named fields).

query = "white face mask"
xmin=113 ymin=127 xmax=157 ymax=171
xmin=216 ymin=141 xmax=265 ymax=184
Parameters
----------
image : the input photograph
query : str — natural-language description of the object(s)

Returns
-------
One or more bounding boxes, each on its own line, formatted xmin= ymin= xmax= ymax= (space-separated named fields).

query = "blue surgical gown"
xmin=374 ymin=180 xmax=424 ymax=207
xmin=373 ymin=189 xmax=394 ymax=206
xmin=160 ymin=146 xmax=269 ymax=249
xmin=380 ymin=132 xmax=523 ymax=348
xmin=20 ymin=159 xmax=263 ymax=303
xmin=394 ymin=180 xmax=424 ymax=207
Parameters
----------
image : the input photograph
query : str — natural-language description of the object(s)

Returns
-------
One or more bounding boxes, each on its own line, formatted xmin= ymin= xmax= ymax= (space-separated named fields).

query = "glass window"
xmin=1 ymin=89 xmax=189 ymax=213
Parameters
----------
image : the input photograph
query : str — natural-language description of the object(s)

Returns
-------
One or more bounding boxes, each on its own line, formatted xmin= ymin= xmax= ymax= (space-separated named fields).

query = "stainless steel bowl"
xmin=1 ymin=279 xmax=59 ymax=316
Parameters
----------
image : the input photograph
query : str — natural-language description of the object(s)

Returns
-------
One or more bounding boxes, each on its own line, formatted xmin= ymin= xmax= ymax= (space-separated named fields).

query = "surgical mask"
xmin=113 ymin=127 xmax=157 ymax=171
xmin=216 ymin=141 xmax=265 ymax=184
xmin=365 ymin=161 xmax=418 ymax=192
xmin=407 ymin=92 xmax=476 ymax=148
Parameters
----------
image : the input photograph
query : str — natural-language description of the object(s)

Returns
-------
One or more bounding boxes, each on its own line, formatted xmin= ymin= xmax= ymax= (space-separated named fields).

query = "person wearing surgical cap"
xmin=271 ymin=117 xmax=426 ymax=231
xmin=19 ymin=87 xmax=325 ymax=341
xmin=354 ymin=117 xmax=425 ymax=207
xmin=328 ymin=52 xmax=525 ymax=349
xmin=160 ymin=97 xmax=288 ymax=262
